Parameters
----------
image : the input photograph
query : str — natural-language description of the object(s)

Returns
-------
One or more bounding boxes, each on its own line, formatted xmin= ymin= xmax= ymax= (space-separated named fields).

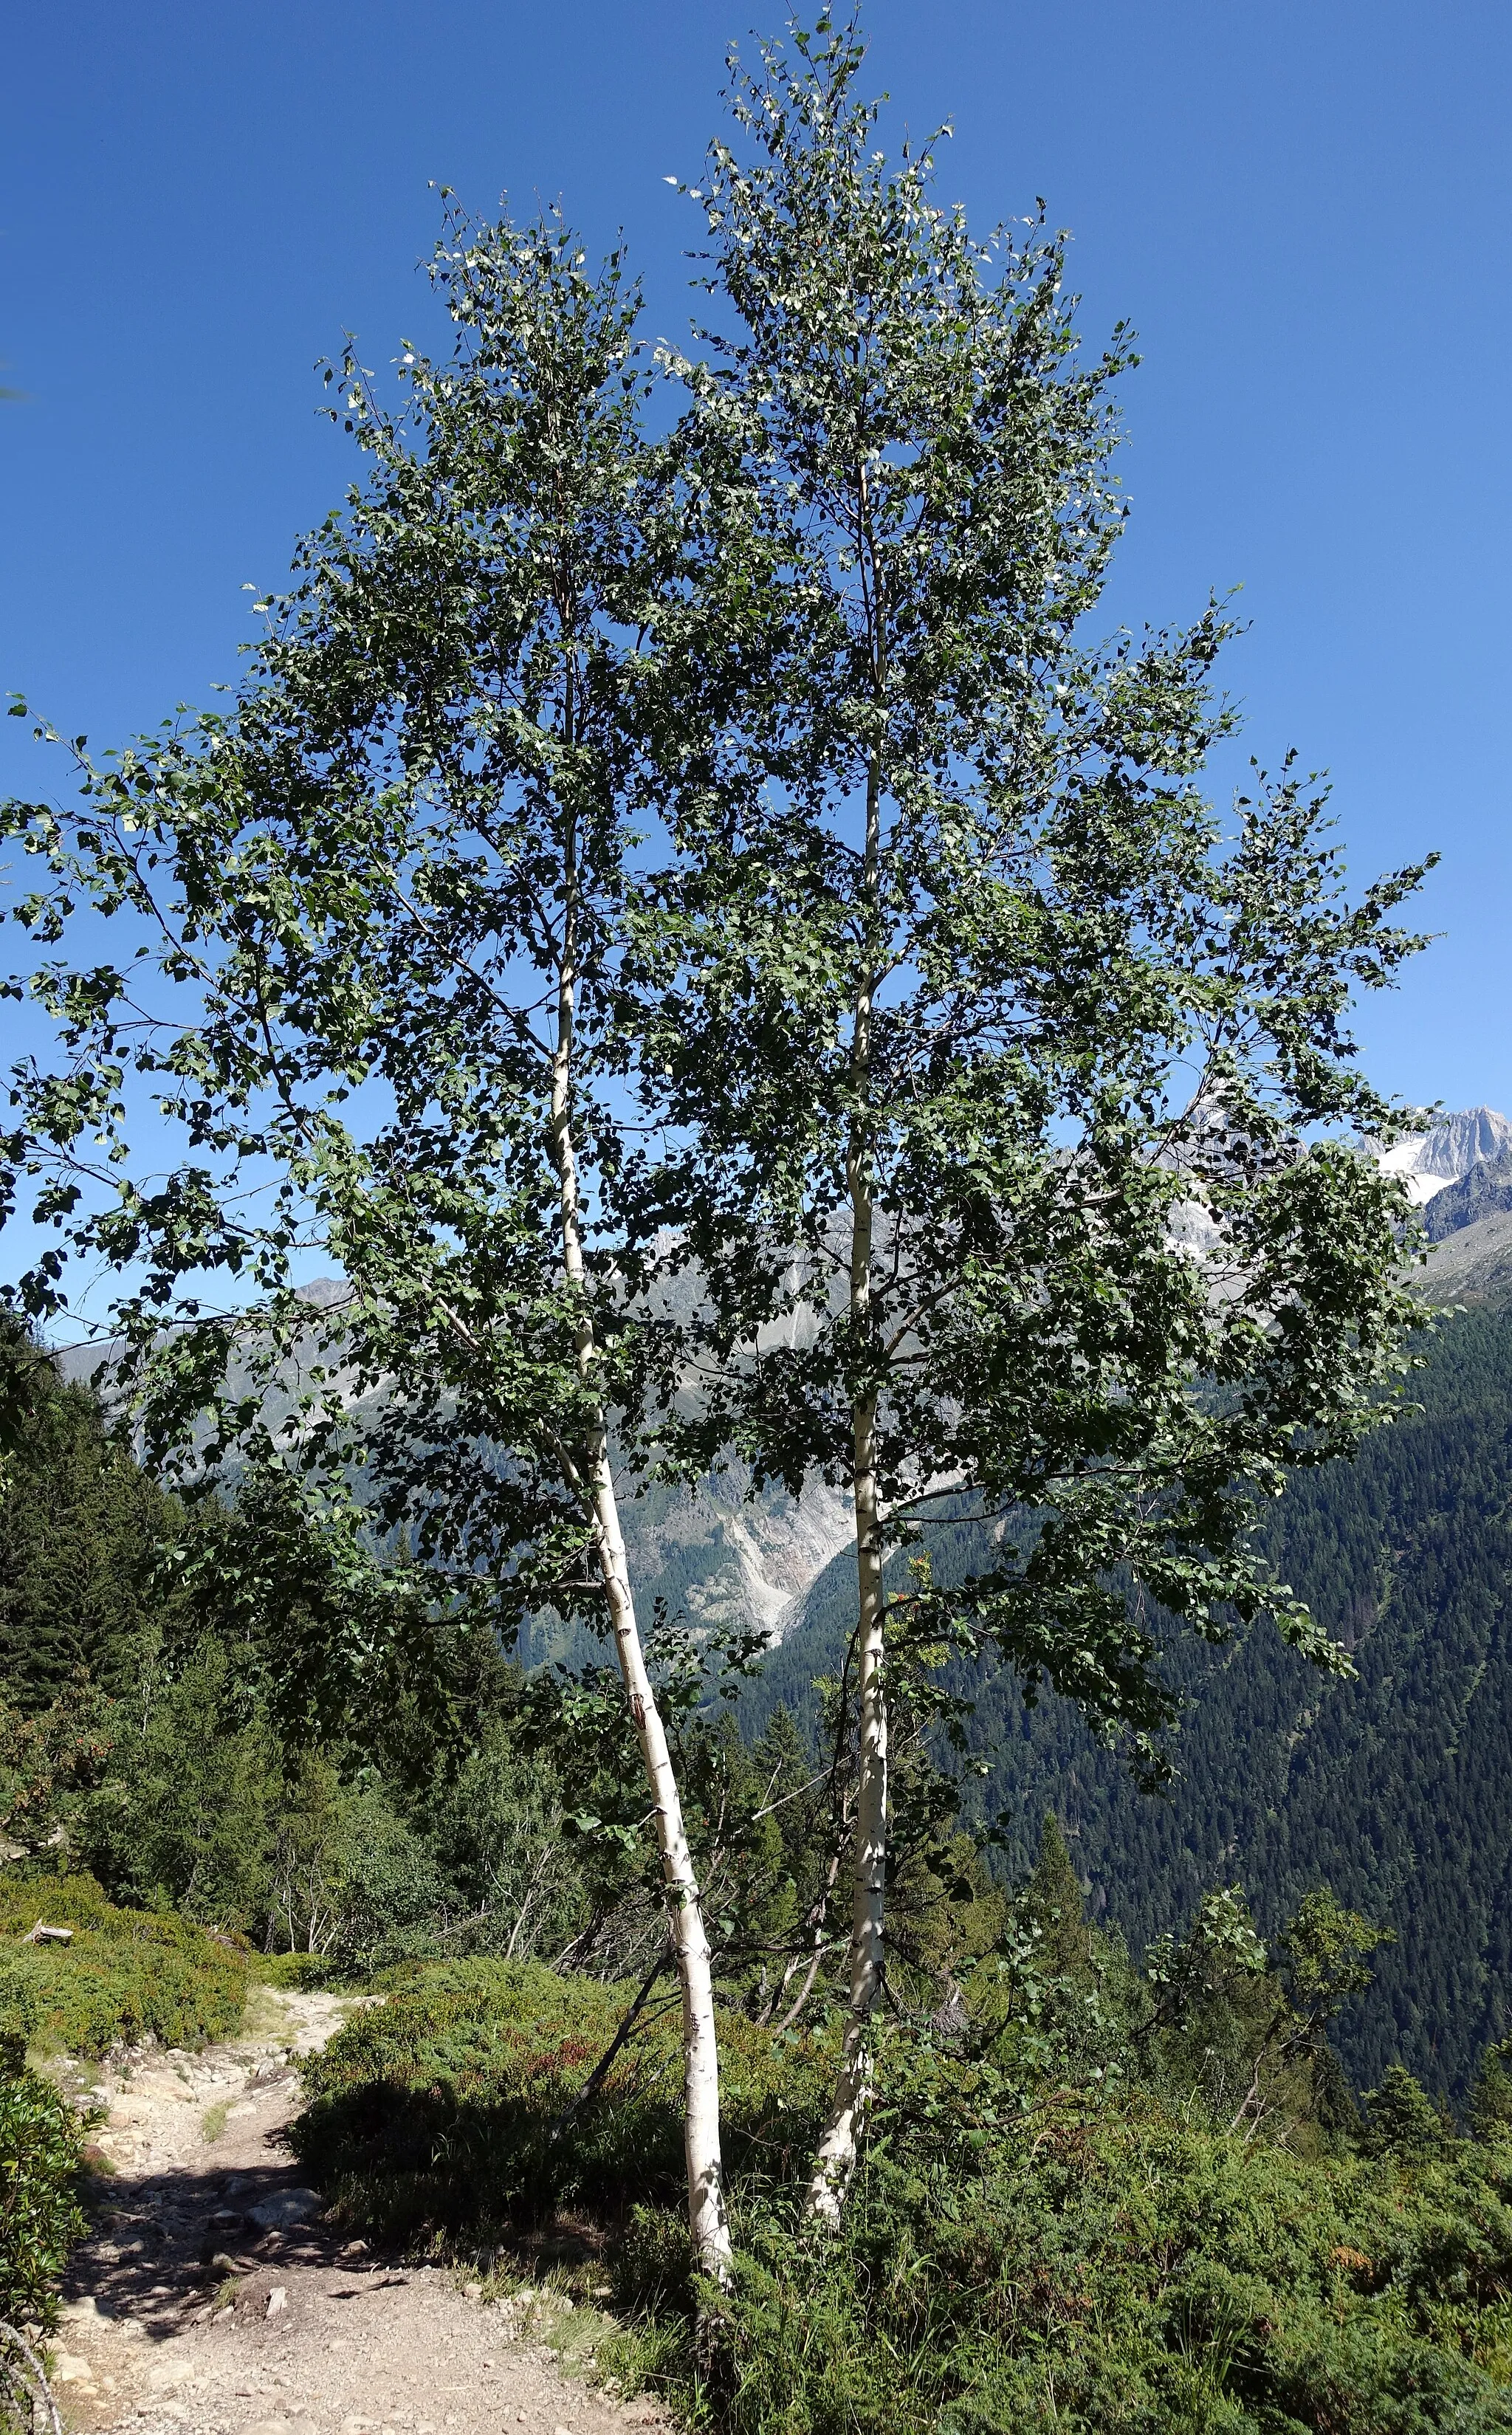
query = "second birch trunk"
xmin=806 ymin=1387 xmax=888 ymax=2222
xmin=549 ymin=817 xmax=732 ymax=2285
xmin=808 ymin=740 xmax=888 ymax=2222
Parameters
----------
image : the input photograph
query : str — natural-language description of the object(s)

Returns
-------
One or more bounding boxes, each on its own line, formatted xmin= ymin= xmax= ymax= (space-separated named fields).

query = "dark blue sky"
xmin=2 ymin=0 xmax=1508 ymax=1111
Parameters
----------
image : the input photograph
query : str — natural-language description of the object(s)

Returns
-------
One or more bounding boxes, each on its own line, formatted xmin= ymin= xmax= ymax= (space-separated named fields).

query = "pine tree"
xmin=1023 ymin=1814 xmax=1095 ymax=1988
xmin=0 ymin=1316 xmax=171 ymax=1707
xmin=1364 ymin=2063 xmax=1449 ymax=2159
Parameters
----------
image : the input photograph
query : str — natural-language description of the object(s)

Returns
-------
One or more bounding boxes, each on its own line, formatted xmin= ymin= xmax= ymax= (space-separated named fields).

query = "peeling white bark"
xmin=584 ymin=1443 xmax=732 ymax=2279
xmin=548 ymin=803 xmax=732 ymax=2285
xmin=806 ymin=1389 xmax=887 ymax=2222
xmin=808 ymin=743 xmax=889 ymax=2223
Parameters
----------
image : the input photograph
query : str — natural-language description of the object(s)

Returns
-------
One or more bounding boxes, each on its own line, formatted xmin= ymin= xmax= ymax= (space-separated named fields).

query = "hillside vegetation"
xmin=16 ymin=1290 xmax=1512 ymax=2106
xmin=16 ymin=1279 xmax=1512 ymax=2425
xmin=288 ymin=1840 xmax=1512 ymax=2435
xmin=749 ymin=1291 xmax=1512 ymax=2100
xmin=0 ymin=1866 xmax=235 ymax=2335
xmin=0 ymin=1873 xmax=249 ymax=2058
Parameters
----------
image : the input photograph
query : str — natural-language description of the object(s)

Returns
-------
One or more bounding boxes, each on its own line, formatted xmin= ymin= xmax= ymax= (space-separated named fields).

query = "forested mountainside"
xmin=748 ymin=1280 xmax=1512 ymax=2101
xmin=52 ymin=1326 xmax=854 ymax=1669
xmin=0 ymin=1342 xmax=169 ymax=1704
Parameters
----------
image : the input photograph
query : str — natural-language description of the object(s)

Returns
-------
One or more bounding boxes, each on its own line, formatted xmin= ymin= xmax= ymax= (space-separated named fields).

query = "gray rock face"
xmin=1384 ymin=1106 xmax=1512 ymax=1203
xmin=53 ymin=1288 xmax=854 ymax=1650
xmin=1419 ymin=1107 xmax=1512 ymax=1177
xmin=1412 ymin=1207 xmax=1512 ymax=1305
xmin=1424 ymin=1155 xmax=1512 ymax=1242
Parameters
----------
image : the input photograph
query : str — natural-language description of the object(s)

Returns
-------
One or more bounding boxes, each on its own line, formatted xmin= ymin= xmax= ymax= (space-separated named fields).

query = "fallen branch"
xmin=0 ymin=2322 xmax=63 ymax=2435
xmin=550 ymin=1947 xmax=676 ymax=2140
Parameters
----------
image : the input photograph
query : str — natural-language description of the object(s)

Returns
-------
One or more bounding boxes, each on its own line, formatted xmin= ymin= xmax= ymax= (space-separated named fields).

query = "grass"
xmin=200 ymin=2098 xmax=231 ymax=2144
xmin=241 ymin=1982 xmax=297 ymax=2043
xmin=453 ymin=2264 xmax=620 ymax=2394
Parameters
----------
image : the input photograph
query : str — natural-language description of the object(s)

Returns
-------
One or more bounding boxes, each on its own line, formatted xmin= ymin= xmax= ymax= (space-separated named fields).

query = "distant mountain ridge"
xmin=1381 ymin=1105 xmax=1512 ymax=1206
xmin=50 ymin=1106 xmax=1512 ymax=1654
xmin=1393 ymin=1107 xmax=1512 ymax=1302
xmin=53 ymin=1298 xmax=853 ymax=1658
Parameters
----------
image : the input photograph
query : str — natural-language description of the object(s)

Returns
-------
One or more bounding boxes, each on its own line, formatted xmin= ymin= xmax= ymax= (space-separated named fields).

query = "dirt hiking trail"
xmin=46 ymin=1988 xmax=669 ymax=2435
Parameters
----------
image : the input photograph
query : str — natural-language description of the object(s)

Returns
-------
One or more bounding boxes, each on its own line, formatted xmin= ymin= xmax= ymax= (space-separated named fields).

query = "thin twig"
xmin=550 ymin=1947 xmax=677 ymax=2139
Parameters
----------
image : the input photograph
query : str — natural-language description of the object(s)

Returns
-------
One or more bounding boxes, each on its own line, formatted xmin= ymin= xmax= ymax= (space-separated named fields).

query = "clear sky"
xmin=1 ymin=0 xmax=1508 ymax=1123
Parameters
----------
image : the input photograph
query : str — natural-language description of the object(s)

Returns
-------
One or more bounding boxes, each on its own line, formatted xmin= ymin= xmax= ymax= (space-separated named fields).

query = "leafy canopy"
xmin=1 ymin=205 xmax=681 ymax=1644
xmin=631 ymin=13 xmax=1433 ymax=1773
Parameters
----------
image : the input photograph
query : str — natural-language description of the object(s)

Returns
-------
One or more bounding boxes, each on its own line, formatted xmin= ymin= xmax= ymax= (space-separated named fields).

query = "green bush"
xmin=293 ymin=1958 xmax=1512 ymax=2433
xmin=294 ymin=1957 xmax=831 ymax=2246
xmin=0 ymin=2056 xmax=86 ymax=2329
xmin=252 ymin=1950 xmax=346 ymax=1991
xmin=0 ymin=1873 xmax=250 ymax=2056
xmin=0 ymin=1957 xmax=42 ymax=2065
xmin=616 ymin=2059 xmax=1512 ymax=2435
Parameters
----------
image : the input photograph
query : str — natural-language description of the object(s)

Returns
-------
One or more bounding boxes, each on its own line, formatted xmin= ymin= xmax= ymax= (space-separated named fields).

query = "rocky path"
xmin=46 ymin=1988 xmax=666 ymax=2435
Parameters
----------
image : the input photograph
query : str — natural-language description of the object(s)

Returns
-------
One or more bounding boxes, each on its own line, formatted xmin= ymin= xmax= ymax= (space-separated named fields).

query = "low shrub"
xmin=251 ymin=1950 xmax=346 ymax=1992
xmin=293 ymin=1959 xmax=1512 ymax=2433
xmin=0 ymin=1873 xmax=250 ymax=2056
xmin=0 ymin=2056 xmax=86 ymax=2329
xmin=611 ymin=2063 xmax=1512 ymax=2435
xmin=0 ymin=1956 xmax=42 ymax=2061
xmin=293 ymin=1957 xmax=831 ymax=2246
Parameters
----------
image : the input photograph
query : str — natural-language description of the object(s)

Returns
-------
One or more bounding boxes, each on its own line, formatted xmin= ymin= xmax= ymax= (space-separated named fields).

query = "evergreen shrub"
xmin=0 ymin=1873 xmax=249 ymax=2056
xmin=295 ymin=1957 xmax=1512 ymax=2433
xmin=252 ymin=1951 xmax=346 ymax=1992
xmin=647 ymin=2090 xmax=1512 ymax=2434
xmin=293 ymin=1957 xmax=832 ymax=2244
xmin=0 ymin=2054 xmax=86 ymax=2329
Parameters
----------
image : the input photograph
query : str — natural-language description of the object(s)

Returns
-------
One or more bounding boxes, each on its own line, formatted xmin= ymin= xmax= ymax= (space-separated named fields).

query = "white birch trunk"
xmin=807 ymin=743 xmax=889 ymax=2223
xmin=582 ymin=1445 xmax=732 ymax=2280
xmin=806 ymin=1387 xmax=888 ymax=2222
xmin=547 ymin=797 xmax=732 ymax=2285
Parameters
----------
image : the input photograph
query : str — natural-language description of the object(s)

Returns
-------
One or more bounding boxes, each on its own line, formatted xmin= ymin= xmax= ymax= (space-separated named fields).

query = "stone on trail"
xmin=60 ymin=2294 xmax=108 ymax=2326
xmin=49 ymin=1986 xmax=668 ymax=2435
xmin=249 ymin=2188 xmax=322 ymax=2230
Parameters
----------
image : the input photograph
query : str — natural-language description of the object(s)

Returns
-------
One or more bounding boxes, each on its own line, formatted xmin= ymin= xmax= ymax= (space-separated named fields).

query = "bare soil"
xmin=44 ymin=1988 xmax=668 ymax=2435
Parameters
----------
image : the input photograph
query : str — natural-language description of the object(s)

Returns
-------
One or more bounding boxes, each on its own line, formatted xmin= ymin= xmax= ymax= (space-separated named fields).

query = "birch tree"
xmin=642 ymin=16 xmax=1431 ymax=2220
xmin=1 ymin=210 xmax=732 ymax=2278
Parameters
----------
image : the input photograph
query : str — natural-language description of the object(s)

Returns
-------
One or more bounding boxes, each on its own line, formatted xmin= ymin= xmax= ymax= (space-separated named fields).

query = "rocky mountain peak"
xmin=1380 ymin=1107 xmax=1512 ymax=1204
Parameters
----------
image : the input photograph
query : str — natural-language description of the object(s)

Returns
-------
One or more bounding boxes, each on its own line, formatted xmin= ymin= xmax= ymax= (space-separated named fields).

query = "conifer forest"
xmin=4 ymin=13 xmax=1512 ymax=2433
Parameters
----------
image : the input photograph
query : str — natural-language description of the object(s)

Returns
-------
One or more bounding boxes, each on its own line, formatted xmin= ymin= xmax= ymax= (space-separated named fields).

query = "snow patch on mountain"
xmin=1380 ymin=1107 xmax=1512 ymax=1206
